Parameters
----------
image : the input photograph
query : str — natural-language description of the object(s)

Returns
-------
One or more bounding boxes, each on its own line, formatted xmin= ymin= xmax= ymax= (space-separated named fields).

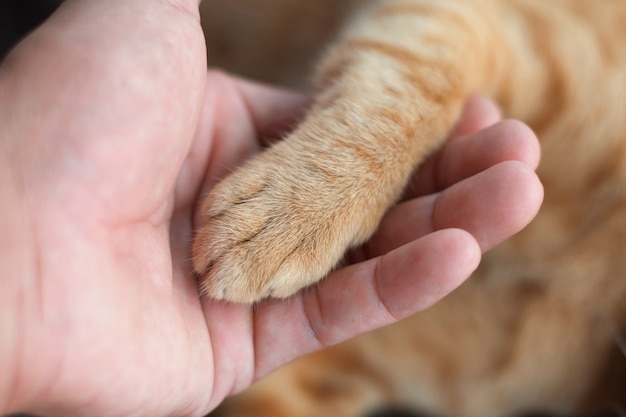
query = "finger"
xmin=407 ymin=119 xmax=540 ymax=197
xmin=365 ymin=161 xmax=543 ymax=258
xmin=229 ymin=75 xmax=311 ymax=144
xmin=183 ymin=70 xmax=263 ymax=232
xmin=204 ymin=72 xmax=310 ymax=184
xmin=406 ymin=97 xmax=502 ymax=197
xmin=449 ymin=96 xmax=502 ymax=138
xmin=185 ymin=72 xmax=310 ymax=223
xmin=252 ymin=228 xmax=480 ymax=379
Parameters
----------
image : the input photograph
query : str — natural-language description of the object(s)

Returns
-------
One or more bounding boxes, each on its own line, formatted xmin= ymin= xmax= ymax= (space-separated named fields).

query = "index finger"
xmin=231 ymin=75 xmax=311 ymax=145
xmin=198 ymin=72 xmax=309 ymax=193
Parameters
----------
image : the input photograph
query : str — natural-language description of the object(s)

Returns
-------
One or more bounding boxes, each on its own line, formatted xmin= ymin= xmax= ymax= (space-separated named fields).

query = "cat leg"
xmin=192 ymin=0 xmax=496 ymax=303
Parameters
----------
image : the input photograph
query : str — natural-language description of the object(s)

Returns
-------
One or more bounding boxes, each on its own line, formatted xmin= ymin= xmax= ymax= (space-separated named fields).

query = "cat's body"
xmin=195 ymin=1 xmax=626 ymax=416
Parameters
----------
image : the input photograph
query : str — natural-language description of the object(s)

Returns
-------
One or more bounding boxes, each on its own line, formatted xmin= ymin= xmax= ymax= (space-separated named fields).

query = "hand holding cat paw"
xmin=192 ymin=94 xmax=543 ymax=304
xmin=0 ymin=5 xmax=540 ymax=410
xmin=199 ymin=92 xmax=543 ymax=394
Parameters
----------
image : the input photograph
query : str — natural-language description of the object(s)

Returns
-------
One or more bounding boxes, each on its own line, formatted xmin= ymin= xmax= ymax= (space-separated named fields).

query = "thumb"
xmin=0 ymin=0 xmax=206 ymax=222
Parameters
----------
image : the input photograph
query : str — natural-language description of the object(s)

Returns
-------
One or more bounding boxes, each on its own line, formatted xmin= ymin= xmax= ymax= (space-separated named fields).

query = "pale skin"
xmin=0 ymin=0 xmax=543 ymax=416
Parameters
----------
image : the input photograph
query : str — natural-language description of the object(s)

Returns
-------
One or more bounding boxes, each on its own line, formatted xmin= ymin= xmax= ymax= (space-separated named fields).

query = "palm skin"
xmin=0 ymin=1 xmax=542 ymax=416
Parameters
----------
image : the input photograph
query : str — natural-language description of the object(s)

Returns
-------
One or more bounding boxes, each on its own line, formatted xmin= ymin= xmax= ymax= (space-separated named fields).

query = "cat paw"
xmin=191 ymin=141 xmax=384 ymax=303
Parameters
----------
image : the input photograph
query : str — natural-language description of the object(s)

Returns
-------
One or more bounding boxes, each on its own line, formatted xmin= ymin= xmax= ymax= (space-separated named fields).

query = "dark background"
xmin=0 ymin=0 xmax=62 ymax=59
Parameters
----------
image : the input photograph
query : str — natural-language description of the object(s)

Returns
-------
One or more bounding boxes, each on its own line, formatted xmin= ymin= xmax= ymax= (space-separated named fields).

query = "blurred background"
xmin=0 ymin=0 xmax=62 ymax=59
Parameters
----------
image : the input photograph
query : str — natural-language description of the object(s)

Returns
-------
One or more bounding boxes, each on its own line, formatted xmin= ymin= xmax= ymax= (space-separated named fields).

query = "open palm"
xmin=0 ymin=1 xmax=542 ymax=416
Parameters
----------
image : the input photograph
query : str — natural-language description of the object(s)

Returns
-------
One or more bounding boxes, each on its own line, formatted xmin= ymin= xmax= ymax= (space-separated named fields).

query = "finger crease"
xmin=301 ymin=287 xmax=328 ymax=349
xmin=373 ymin=256 xmax=401 ymax=322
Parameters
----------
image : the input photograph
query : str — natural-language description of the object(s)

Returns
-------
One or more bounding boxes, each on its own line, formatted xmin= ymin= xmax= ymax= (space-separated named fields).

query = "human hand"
xmin=0 ymin=1 xmax=542 ymax=416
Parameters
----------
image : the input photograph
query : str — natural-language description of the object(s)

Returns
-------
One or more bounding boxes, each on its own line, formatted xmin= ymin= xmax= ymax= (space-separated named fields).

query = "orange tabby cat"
xmin=196 ymin=0 xmax=626 ymax=416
